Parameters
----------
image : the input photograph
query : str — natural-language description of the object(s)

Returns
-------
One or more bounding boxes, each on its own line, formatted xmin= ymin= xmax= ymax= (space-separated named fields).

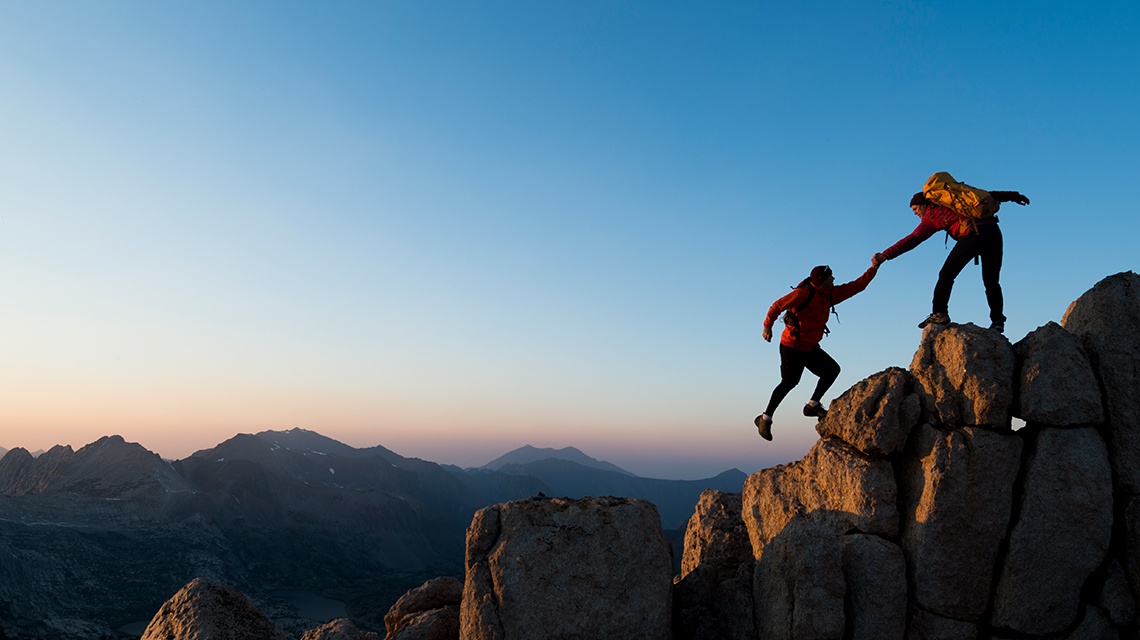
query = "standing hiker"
xmin=755 ymin=260 xmax=879 ymax=441
xmin=874 ymin=177 xmax=1030 ymax=333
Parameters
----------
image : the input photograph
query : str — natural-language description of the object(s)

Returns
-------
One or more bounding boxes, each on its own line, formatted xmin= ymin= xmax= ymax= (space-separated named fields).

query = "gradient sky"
xmin=1 ymin=2 xmax=1136 ymax=479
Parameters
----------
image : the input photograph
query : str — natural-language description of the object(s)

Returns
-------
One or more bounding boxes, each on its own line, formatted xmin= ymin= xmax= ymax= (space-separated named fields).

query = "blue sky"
xmin=1 ymin=2 xmax=1136 ymax=479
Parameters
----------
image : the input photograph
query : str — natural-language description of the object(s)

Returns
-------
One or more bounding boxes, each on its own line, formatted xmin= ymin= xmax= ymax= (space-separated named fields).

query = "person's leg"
xmin=979 ymin=224 xmax=1005 ymax=324
xmin=804 ymin=347 xmax=841 ymax=403
xmin=765 ymin=345 xmax=807 ymax=416
xmin=932 ymin=233 xmax=982 ymax=314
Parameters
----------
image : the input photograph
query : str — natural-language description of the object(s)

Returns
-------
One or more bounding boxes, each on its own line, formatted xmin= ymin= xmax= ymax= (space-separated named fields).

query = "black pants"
xmin=933 ymin=222 xmax=1004 ymax=323
xmin=764 ymin=344 xmax=841 ymax=416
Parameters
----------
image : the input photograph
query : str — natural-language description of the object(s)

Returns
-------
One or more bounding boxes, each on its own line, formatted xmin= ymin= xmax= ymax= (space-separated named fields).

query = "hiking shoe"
xmin=803 ymin=400 xmax=827 ymax=419
xmin=754 ymin=414 xmax=773 ymax=441
xmin=918 ymin=312 xmax=951 ymax=328
xmin=989 ymin=320 xmax=1005 ymax=333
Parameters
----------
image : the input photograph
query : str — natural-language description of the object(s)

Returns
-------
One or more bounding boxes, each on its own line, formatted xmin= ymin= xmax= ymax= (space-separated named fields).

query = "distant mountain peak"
xmin=479 ymin=445 xmax=635 ymax=476
xmin=252 ymin=428 xmax=400 ymax=461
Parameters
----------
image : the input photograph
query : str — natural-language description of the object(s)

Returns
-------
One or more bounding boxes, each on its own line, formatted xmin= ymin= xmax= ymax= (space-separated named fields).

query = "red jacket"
xmin=881 ymin=205 xmax=997 ymax=260
xmin=764 ymin=267 xmax=877 ymax=350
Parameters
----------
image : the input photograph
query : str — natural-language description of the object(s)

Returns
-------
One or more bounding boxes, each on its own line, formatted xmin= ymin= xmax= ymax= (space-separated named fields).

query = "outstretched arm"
xmin=881 ymin=216 xmax=939 ymax=260
xmin=990 ymin=190 xmax=1030 ymax=206
xmin=831 ymin=265 xmax=878 ymax=305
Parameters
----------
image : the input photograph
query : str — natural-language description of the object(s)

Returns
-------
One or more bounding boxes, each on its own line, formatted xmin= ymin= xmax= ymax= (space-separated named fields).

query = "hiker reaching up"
xmin=754 ymin=260 xmax=879 ymax=441
xmin=874 ymin=176 xmax=1030 ymax=333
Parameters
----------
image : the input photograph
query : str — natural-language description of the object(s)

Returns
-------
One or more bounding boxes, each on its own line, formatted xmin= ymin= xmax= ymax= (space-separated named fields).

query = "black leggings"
xmin=933 ymin=222 xmax=1004 ymax=323
xmin=764 ymin=345 xmax=841 ymax=416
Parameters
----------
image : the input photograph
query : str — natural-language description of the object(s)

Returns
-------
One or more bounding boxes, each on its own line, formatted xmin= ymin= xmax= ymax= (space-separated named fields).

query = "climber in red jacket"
xmin=755 ymin=260 xmax=879 ymax=441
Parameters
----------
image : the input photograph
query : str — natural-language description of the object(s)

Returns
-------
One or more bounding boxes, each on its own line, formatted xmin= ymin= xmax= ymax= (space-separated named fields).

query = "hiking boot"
xmin=918 ymin=311 xmax=951 ymax=328
xmin=989 ymin=320 xmax=1005 ymax=333
xmin=754 ymin=414 xmax=773 ymax=441
xmin=803 ymin=400 xmax=827 ymax=419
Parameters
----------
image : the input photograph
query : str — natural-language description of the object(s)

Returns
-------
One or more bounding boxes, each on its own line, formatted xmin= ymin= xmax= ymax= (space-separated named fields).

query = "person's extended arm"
xmin=881 ymin=216 xmax=940 ymax=260
xmin=990 ymin=190 xmax=1030 ymax=206
xmin=831 ymin=265 xmax=878 ymax=305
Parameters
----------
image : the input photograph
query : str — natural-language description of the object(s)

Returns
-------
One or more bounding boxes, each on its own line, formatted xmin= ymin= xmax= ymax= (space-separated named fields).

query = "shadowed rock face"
xmin=990 ymin=427 xmax=1113 ymax=635
xmin=898 ymin=424 xmax=1022 ymax=620
xmin=840 ymin=534 xmax=906 ymax=640
xmin=752 ymin=518 xmax=844 ymax=640
xmin=140 ymin=577 xmax=286 ymax=640
xmin=1013 ymin=321 xmax=1104 ymax=426
xmin=1062 ymin=271 xmax=1140 ymax=491
xmin=460 ymin=495 xmax=673 ymax=640
xmin=675 ymin=490 xmax=755 ymax=640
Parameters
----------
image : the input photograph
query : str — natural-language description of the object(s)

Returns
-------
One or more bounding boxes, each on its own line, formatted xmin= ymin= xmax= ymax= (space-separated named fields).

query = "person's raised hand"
xmin=872 ymin=252 xmax=887 ymax=267
xmin=1012 ymin=192 xmax=1030 ymax=206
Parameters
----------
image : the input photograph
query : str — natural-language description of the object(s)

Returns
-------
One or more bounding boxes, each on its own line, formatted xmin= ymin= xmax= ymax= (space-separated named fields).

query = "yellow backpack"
xmin=923 ymin=172 xmax=999 ymax=234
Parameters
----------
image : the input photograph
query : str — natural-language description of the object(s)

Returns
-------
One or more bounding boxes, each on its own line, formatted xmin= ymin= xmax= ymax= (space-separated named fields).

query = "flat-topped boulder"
xmin=460 ymin=495 xmax=672 ymax=640
xmin=910 ymin=323 xmax=1016 ymax=428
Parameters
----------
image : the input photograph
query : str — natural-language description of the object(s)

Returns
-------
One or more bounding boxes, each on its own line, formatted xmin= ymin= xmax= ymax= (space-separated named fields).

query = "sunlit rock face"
xmin=301 ymin=618 xmax=381 ymax=640
xmin=383 ymin=577 xmax=461 ymax=640
xmin=140 ymin=578 xmax=286 ymax=640
xmin=680 ymin=489 xmax=751 ymax=581
xmin=910 ymin=322 xmax=1016 ymax=429
xmin=816 ymin=366 xmax=921 ymax=456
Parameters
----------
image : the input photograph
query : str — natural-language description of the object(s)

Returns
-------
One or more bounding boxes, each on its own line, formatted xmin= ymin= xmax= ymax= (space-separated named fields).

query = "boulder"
xmin=910 ymin=323 xmax=1015 ymax=428
xmin=897 ymin=424 xmax=1022 ymax=620
xmin=1065 ymin=605 xmax=1119 ymax=640
xmin=384 ymin=577 xmax=462 ymax=640
xmin=140 ymin=577 xmax=286 ymax=640
xmin=674 ymin=561 xmax=754 ymax=640
xmin=680 ymin=489 xmax=751 ymax=580
xmin=1012 ymin=322 xmax=1104 ymax=426
xmin=301 ymin=618 xmax=381 ymax=640
xmin=1125 ymin=498 xmax=1140 ymax=622
xmin=840 ymin=534 xmax=906 ymax=640
xmin=990 ymin=427 xmax=1113 ymax=634
xmin=816 ymin=367 xmax=922 ymax=456
xmin=752 ymin=517 xmax=844 ymax=640
xmin=906 ymin=607 xmax=976 ymax=640
xmin=742 ymin=438 xmax=896 ymax=559
xmin=459 ymin=496 xmax=672 ymax=640
xmin=1097 ymin=559 xmax=1136 ymax=627
xmin=1062 ymin=271 xmax=1140 ymax=492
xmin=388 ymin=609 xmax=459 ymax=640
